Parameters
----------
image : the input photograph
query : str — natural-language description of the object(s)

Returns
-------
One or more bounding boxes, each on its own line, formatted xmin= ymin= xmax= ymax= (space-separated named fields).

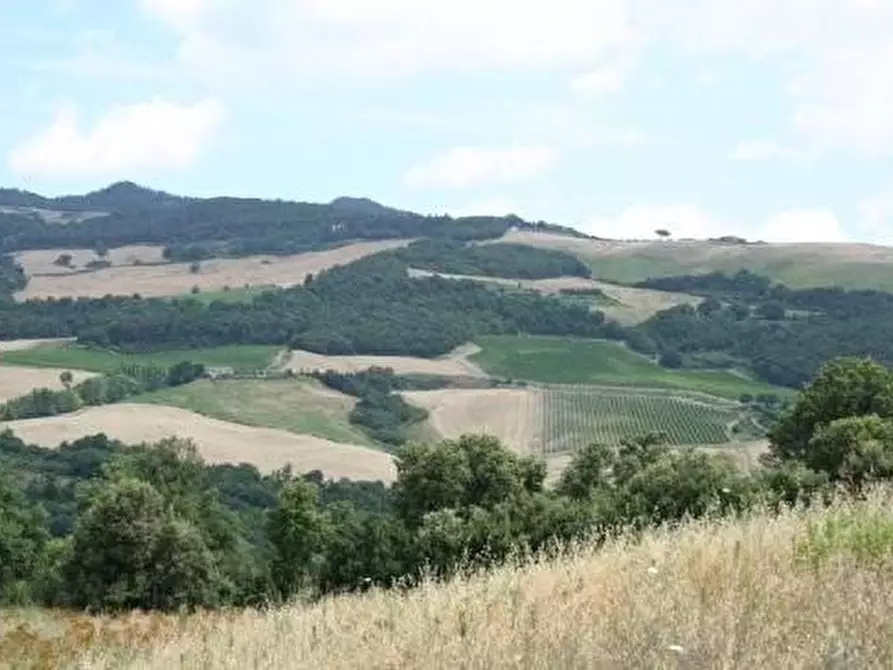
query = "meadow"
xmin=7 ymin=491 xmax=893 ymax=669
xmin=138 ymin=378 xmax=374 ymax=446
xmin=472 ymin=335 xmax=787 ymax=399
xmin=0 ymin=342 xmax=280 ymax=374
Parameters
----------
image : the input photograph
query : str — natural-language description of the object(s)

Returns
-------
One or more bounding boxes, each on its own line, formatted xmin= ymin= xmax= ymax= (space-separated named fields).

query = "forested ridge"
xmin=0 ymin=254 xmax=622 ymax=355
xmin=3 ymin=357 xmax=892 ymax=611
xmin=0 ymin=182 xmax=586 ymax=260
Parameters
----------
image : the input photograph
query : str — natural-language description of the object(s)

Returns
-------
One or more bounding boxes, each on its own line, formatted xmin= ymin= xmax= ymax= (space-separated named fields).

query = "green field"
xmin=138 ymin=378 xmax=374 ymax=446
xmin=0 ymin=343 xmax=280 ymax=374
xmin=472 ymin=336 xmax=789 ymax=400
xmin=542 ymin=385 xmax=741 ymax=452
xmin=175 ymin=285 xmax=281 ymax=304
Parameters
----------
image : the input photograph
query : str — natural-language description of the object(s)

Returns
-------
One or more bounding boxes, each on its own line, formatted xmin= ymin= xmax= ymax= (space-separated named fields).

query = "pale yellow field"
xmin=0 ymin=365 xmax=97 ymax=403
xmin=3 ymin=404 xmax=396 ymax=481
xmin=285 ymin=345 xmax=486 ymax=378
xmin=408 ymin=268 xmax=701 ymax=324
xmin=15 ymin=240 xmax=412 ymax=299
xmin=14 ymin=245 xmax=166 ymax=276
xmin=403 ymin=388 xmax=543 ymax=454
xmin=0 ymin=338 xmax=74 ymax=353
xmin=69 ymin=491 xmax=893 ymax=670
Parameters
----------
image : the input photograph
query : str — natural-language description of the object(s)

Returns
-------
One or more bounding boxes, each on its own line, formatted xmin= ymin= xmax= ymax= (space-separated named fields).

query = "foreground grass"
xmin=137 ymin=378 xmax=374 ymax=446
xmin=8 ymin=492 xmax=893 ymax=669
xmin=0 ymin=343 xmax=280 ymax=375
xmin=473 ymin=335 xmax=787 ymax=400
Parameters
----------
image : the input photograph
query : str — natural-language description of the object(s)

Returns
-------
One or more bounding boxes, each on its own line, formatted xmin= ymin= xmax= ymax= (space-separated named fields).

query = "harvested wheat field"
xmin=15 ymin=240 xmax=412 ymax=300
xmin=67 ymin=491 xmax=893 ymax=669
xmin=403 ymin=388 xmax=543 ymax=454
xmin=14 ymin=245 xmax=166 ymax=276
xmin=4 ymin=404 xmax=396 ymax=481
xmin=285 ymin=345 xmax=486 ymax=378
xmin=0 ymin=338 xmax=74 ymax=353
xmin=0 ymin=365 xmax=96 ymax=403
xmin=408 ymin=269 xmax=701 ymax=324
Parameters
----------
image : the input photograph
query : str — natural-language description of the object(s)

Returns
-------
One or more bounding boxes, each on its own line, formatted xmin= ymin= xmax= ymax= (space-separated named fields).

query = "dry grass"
xmin=284 ymin=345 xmax=486 ymax=378
xmin=14 ymin=245 xmax=165 ymax=276
xmin=0 ymin=338 xmax=75 ymax=353
xmin=15 ymin=240 xmax=411 ymax=300
xmin=0 ymin=365 xmax=96 ymax=404
xmin=407 ymin=269 xmax=700 ymax=324
xmin=403 ymin=388 xmax=543 ymax=454
xmin=17 ymin=490 xmax=888 ymax=669
xmin=3 ymin=404 xmax=396 ymax=481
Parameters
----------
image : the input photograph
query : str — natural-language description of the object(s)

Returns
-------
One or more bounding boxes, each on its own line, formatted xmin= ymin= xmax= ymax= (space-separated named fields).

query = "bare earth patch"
xmin=403 ymin=388 xmax=543 ymax=455
xmin=0 ymin=338 xmax=74 ymax=353
xmin=15 ymin=245 xmax=166 ymax=276
xmin=0 ymin=365 xmax=97 ymax=404
xmin=285 ymin=345 xmax=486 ymax=378
xmin=15 ymin=240 xmax=412 ymax=300
xmin=408 ymin=269 xmax=700 ymax=324
xmin=3 ymin=404 xmax=397 ymax=481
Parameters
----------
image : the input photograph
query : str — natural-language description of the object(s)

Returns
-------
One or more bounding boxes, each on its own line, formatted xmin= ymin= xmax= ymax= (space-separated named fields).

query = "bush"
xmin=796 ymin=511 xmax=893 ymax=571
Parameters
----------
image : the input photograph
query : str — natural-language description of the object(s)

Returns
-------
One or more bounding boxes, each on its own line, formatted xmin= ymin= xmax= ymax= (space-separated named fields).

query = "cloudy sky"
xmin=3 ymin=1 xmax=893 ymax=243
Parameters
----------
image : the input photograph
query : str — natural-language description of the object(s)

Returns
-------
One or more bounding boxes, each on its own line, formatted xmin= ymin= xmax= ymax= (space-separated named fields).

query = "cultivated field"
xmin=25 ymin=491 xmax=893 ymax=669
xmin=403 ymin=388 xmax=543 ymax=454
xmin=0 ymin=365 xmax=96 ymax=404
xmin=472 ymin=335 xmax=787 ymax=399
xmin=138 ymin=378 xmax=374 ymax=447
xmin=0 ymin=342 xmax=280 ymax=374
xmin=3 ymin=404 xmax=396 ymax=481
xmin=15 ymin=240 xmax=412 ymax=299
xmin=15 ymin=245 xmax=165 ymax=276
xmin=0 ymin=338 xmax=74 ymax=353
xmin=408 ymin=268 xmax=701 ymax=324
xmin=500 ymin=229 xmax=893 ymax=291
xmin=285 ymin=345 xmax=486 ymax=378
xmin=541 ymin=385 xmax=741 ymax=453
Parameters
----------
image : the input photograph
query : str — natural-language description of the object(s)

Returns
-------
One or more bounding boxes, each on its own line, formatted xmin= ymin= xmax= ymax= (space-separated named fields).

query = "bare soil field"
xmin=15 ymin=240 xmax=412 ymax=300
xmin=0 ymin=365 xmax=96 ymax=404
xmin=408 ymin=269 xmax=700 ymax=324
xmin=403 ymin=388 xmax=543 ymax=454
xmin=14 ymin=245 xmax=166 ymax=276
xmin=3 ymin=404 xmax=397 ymax=481
xmin=285 ymin=345 xmax=487 ymax=378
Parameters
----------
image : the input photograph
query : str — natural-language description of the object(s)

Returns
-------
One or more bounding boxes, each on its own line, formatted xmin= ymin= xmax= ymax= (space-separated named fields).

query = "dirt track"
xmin=403 ymin=388 xmax=543 ymax=454
xmin=3 ymin=404 xmax=397 ymax=481
xmin=15 ymin=240 xmax=412 ymax=300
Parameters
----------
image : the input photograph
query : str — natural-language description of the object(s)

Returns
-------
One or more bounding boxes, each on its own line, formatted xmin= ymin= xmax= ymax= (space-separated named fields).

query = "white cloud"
xmin=858 ymin=183 xmax=893 ymax=245
xmin=582 ymin=204 xmax=847 ymax=243
xmin=140 ymin=0 xmax=637 ymax=84
xmin=443 ymin=197 xmax=520 ymax=218
xmin=8 ymin=98 xmax=224 ymax=179
xmin=730 ymin=140 xmax=801 ymax=161
xmin=571 ymin=63 xmax=627 ymax=96
xmin=404 ymin=146 xmax=557 ymax=189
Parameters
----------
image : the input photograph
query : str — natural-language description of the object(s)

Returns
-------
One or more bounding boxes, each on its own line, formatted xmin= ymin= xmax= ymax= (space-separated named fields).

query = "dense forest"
xmin=0 ymin=182 xmax=588 ymax=260
xmin=0 ymin=254 xmax=27 ymax=298
xmin=3 ymin=357 xmax=890 ymax=611
xmin=0 ymin=254 xmax=623 ymax=355
xmin=394 ymin=240 xmax=591 ymax=279
xmin=634 ymin=270 xmax=893 ymax=387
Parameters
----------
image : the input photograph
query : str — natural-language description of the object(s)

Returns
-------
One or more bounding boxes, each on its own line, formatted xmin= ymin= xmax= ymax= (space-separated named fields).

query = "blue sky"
xmin=3 ymin=0 xmax=893 ymax=244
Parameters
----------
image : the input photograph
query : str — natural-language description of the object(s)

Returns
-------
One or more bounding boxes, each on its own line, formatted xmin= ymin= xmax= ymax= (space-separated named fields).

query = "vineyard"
xmin=540 ymin=385 xmax=742 ymax=453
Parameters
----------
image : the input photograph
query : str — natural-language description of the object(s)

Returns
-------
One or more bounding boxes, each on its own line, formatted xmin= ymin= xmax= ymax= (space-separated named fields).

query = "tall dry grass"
xmin=10 ymin=492 xmax=893 ymax=669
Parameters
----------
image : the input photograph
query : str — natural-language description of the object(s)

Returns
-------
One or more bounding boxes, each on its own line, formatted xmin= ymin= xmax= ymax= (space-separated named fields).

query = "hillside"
xmin=499 ymin=230 xmax=893 ymax=292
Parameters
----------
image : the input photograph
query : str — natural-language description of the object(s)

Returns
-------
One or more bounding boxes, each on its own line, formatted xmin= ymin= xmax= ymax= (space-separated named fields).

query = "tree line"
xmin=632 ymin=269 xmax=893 ymax=387
xmin=2 ymin=356 xmax=891 ymax=611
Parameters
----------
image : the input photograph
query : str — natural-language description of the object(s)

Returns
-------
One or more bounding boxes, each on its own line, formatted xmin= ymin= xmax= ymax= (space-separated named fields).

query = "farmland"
xmin=0 ymin=342 xmax=280 ymax=374
xmin=138 ymin=378 xmax=374 ymax=447
xmin=541 ymin=385 xmax=742 ymax=453
xmin=472 ymin=335 xmax=788 ymax=399
xmin=284 ymin=346 xmax=486 ymax=378
xmin=14 ymin=239 xmax=412 ymax=300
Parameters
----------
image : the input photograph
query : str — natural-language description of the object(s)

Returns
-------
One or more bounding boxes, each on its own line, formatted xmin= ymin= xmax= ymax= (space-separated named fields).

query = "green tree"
xmin=267 ymin=478 xmax=330 ymax=599
xmin=59 ymin=370 xmax=73 ymax=389
xmin=806 ymin=415 xmax=893 ymax=488
xmin=557 ymin=443 xmax=614 ymax=500
xmin=0 ymin=475 xmax=51 ymax=604
xmin=769 ymin=358 xmax=893 ymax=464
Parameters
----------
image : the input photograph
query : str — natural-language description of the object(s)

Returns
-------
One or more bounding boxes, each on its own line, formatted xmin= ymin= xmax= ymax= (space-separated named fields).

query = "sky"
xmin=2 ymin=0 xmax=893 ymax=244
